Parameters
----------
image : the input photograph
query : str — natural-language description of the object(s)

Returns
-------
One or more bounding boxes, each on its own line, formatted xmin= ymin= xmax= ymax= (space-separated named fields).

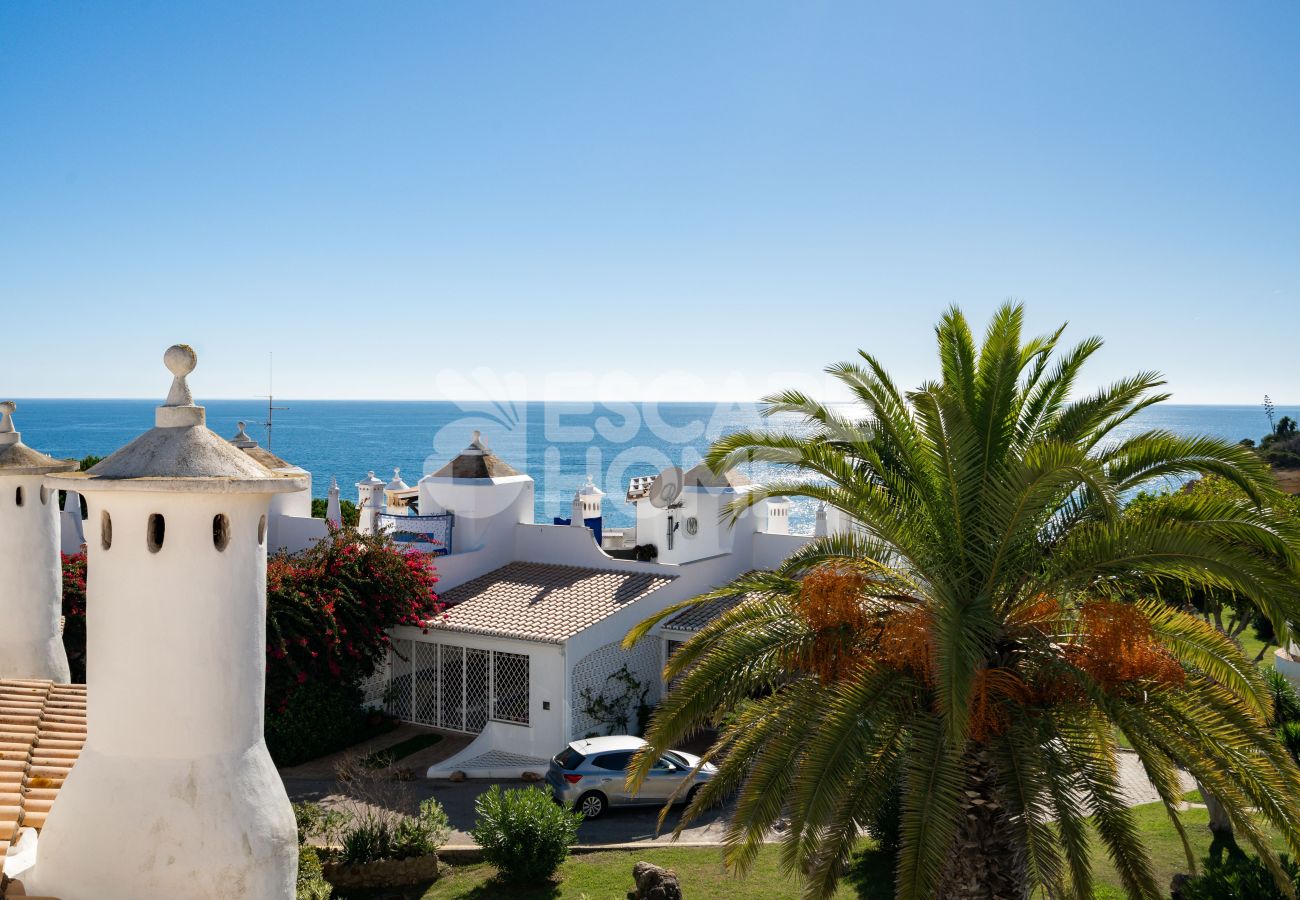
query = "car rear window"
xmin=592 ymin=751 xmax=634 ymax=771
xmin=554 ymin=747 xmax=586 ymax=770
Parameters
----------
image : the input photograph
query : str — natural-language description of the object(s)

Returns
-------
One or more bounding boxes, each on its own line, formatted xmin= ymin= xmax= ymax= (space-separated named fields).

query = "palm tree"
xmin=625 ymin=304 xmax=1300 ymax=900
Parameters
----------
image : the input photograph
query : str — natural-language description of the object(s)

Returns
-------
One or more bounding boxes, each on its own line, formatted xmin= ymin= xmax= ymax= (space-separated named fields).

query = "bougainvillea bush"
xmin=61 ymin=528 xmax=440 ymax=766
xmin=266 ymin=526 xmax=441 ymax=764
xmin=60 ymin=552 xmax=88 ymax=684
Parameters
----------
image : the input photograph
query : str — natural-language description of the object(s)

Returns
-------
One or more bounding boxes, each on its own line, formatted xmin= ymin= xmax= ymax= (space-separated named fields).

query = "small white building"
xmin=628 ymin=464 xmax=758 ymax=565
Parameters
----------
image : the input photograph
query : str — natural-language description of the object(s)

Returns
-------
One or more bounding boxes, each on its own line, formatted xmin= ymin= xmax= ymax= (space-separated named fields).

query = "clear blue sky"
xmin=2 ymin=1 xmax=1297 ymax=403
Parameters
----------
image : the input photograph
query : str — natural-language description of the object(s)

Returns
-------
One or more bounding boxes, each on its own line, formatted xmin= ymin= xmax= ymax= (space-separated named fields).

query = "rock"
xmin=628 ymin=861 xmax=682 ymax=900
xmin=448 ymin=770 xmax=467 ymax=783
xmin=521 ymin=770 xmax=543 ymax=782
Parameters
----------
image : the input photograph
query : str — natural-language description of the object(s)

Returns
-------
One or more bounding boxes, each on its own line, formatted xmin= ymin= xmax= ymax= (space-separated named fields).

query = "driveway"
xmin=280 ymin=740 xmax=1188 ymax=848
xmin=282 ymin=776 xmax=734 ymax=846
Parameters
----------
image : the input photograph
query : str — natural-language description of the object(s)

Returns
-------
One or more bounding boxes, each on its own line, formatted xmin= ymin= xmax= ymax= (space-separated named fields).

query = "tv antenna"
xmin=263 ymin=352 xmax=288 ymax=451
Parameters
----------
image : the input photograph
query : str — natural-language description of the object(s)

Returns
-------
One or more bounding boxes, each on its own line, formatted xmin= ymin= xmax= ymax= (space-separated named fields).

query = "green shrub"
xmin=337 ymin=798 xmax=450 ymax=865
xmin=866 ymin=778 xmax=903 ymax=856
xmin=1267 ymin=667 xmax=1300 ymax=726
xmin=1279 ymin=722 xmax=1300 ymax=763
xmin=470 ymin=785 xmax=582 ymax=883
xmin=310 ymin=496 xmax=360 ymax=527
xmin=340 ymin=815 xmax=392 ymax=866
xmin=293 ymin=801 xmax=348 ymax=848
xmin=392 ymin=799 xmax=451 ymax=858
xmin=296 ymin=845 xmax=333 ymax=900
xmin=1178 ymin=853 xmax=1300 ymax=899
xmin=266 ymin=678 xmax=379 ymax=767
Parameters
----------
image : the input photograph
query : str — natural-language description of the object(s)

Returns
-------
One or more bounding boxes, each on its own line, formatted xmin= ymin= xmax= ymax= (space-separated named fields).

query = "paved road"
xmin=283 ymin=751 xmax=1191 ymax=849
xmin=283 ymin=776 xmax=734 ymax=847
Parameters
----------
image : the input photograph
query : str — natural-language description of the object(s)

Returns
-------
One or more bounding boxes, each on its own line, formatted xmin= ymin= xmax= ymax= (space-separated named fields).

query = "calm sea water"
xmin=10 ymin=400 xmax=1293 ymax=532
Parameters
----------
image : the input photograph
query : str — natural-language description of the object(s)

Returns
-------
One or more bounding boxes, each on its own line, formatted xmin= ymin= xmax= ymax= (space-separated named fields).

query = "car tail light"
xmin=563 ymin=774 xmax=583 ymax=784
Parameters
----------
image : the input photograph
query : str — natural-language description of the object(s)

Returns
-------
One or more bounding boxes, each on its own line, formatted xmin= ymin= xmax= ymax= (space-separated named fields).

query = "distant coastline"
xmin=11 ymin=400 xmax=1297 ymax=530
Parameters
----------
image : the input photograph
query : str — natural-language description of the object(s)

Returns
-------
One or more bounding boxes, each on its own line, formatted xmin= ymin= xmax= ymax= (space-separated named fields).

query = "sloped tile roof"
xmin=432 ymin=562 xmax=675 ymax=643
xmin=431 ymin=452 xmax=521 ymax=479
xmin=660 ymin=592 xmax=751 ymax=633
xmin=0 ymin=680 xmax=86 ymax=870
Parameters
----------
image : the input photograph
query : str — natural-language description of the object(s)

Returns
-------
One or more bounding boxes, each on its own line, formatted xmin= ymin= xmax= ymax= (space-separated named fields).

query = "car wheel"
xmin=684 ymin=784 xmax=702 ymax=807
xmin=577 ymin=790 xmax=606 ymax=819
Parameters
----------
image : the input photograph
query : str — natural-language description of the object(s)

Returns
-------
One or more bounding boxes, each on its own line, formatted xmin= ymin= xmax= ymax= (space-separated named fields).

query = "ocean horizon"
xmin=10 ymin=400 xmax=1295 ymax=533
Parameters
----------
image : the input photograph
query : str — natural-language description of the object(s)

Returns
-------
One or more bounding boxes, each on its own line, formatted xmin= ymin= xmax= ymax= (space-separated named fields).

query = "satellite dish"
xmin=648 ymin=466 xmax=684 ymax=508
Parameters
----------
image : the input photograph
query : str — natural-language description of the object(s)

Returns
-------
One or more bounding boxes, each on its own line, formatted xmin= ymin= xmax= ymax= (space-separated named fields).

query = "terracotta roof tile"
xmin=0 ymin=680 xmax=86 ymax=872
xmin=431 ymin=562 xmax=675 ymax=643
xmin=661 ymin=592 xmax=753 ymax=633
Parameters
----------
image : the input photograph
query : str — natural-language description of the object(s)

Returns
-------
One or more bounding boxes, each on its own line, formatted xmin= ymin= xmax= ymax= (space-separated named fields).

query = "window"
xmin=257 ymin=515 xmax=267 ymax=546
xmin=554 ymin=747 xmax=586 ymax=771
xmin=592 ymin=752 xmax=634 ymax=771
xmin=101 ymin=510 xmax=113 ymax=551
xmin=491 ymin=651 xmax=530 ymax=725
xmin=213 ymin=514 xmax=230 ymax=551
xmin=147 ymin=513 xmax=165 ymax=553
xmin=662 ymin=750 xmax=691 ymax=769
xmin=14 ymin=486 xmax=23 ymax=507
xmin=39 ymin=486 xmax=50 ymax=506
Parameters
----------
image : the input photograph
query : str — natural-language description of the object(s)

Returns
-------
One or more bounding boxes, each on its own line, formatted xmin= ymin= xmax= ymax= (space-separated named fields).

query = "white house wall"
xmin=752 ymin=531 xmax=813 ymax=571
xmin=569 ymin=637 xmax=663 ymax=739
xmin=269 ymin=514 xmax=327 ymax=554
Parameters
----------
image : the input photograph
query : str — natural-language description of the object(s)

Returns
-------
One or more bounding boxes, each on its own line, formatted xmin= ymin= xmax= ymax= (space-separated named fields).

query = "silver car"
xmin=545 ymin=735 xmax=717 ymax=819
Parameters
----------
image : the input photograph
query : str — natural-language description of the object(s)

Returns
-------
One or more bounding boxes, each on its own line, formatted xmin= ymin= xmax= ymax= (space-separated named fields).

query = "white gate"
xmin=385 ymin=638 xmax=529 ymax=733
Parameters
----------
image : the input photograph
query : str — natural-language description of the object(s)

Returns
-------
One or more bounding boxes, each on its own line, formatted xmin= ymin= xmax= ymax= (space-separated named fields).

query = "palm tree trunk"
xmin=1196 ymin=778 xmax=1241 ymax=864
xmin=936 ymin=750 xmax=1028 ymax=900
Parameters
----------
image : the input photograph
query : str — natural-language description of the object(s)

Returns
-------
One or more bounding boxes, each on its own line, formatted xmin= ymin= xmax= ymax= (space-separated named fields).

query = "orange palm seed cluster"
xmin=1067 ymin=600 xmax=1185 ymax=692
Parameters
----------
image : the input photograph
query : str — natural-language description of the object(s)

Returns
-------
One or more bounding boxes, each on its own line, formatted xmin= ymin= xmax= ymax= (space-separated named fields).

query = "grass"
xmin=1238 ymin=630 xmax=1276 ymax=666
xmin=360 ymin=732 xmax=443 ymax=770
xmin=331 ymin=801 xmax=1286 ymax=900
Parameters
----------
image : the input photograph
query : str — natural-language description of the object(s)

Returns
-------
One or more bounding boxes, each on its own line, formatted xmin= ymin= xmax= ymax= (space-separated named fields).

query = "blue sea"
xmin=9 ymin=400 xmax=1293 ymax=533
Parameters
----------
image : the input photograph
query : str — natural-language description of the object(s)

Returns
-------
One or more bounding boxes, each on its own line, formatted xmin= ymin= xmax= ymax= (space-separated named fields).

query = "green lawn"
xmin=333 ymin=801 xmax=1285 ymax=900
xmin=359 ymin=732 xmax=443 ymax=770
xmin=1239 ymin=631 xmax=1276 ymax=666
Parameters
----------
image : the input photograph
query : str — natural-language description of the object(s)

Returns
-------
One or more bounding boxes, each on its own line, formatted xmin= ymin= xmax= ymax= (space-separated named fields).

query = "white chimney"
xmin=33 ymin=344 xmax=303 ymax=899
xmin=0 ymin=400 xmax=76 ymax=682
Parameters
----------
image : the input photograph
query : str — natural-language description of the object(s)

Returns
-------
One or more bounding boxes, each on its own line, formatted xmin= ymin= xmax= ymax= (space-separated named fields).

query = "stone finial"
xmin=0 ymin=400 xmax=16 ymax=445
xmin=229 ymin=421 xmax=258 ymax=448
xmin=163 ymin=344 xmax=198 ymax=407
xmin=156 ymin=344 xmax=205 ymax=428
xmin=329 ymin=476 xmax=339 ymax=492
xmin=462 ymin=430 xmax=489 ymax=455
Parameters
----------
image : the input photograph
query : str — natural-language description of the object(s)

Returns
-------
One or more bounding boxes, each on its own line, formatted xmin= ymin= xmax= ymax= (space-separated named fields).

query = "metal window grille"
xmin=466 ymin=649 xmax=490 ymax=732
xmin=491 ymin=652 xmax=530 ymax=725
xmin=385 ymin=639 xmax=532 ymax=733
xmin=439 ymin=644 xmax=464 ymax=731
xmin=385 ymin=638 xmax=414 ymax=721
xmin=412 ymin=641 xmax=441 ymax=726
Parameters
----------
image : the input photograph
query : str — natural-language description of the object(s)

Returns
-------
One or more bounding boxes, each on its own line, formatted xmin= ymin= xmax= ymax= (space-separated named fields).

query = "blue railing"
xmin=376 ymin=512 xmax=454 ymax=555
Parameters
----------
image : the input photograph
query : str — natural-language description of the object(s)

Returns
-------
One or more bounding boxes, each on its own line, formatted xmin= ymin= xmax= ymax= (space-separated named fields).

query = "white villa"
xmin=355 ymin=434 xmax=813 ymax=777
